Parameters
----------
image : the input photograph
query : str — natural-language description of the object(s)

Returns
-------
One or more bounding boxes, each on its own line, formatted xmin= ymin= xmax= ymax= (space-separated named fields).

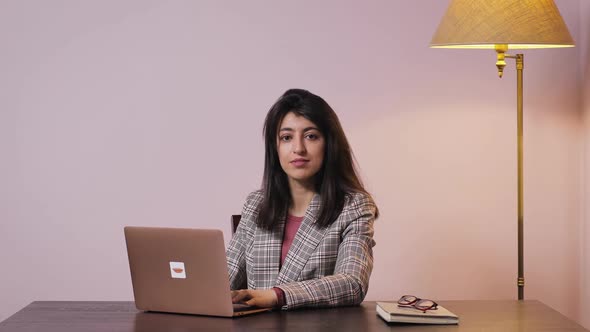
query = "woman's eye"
xmin=305 ymin=133 xmax=319 ymax=140
xmin=280 ymin=135 xmax=292 ymax=142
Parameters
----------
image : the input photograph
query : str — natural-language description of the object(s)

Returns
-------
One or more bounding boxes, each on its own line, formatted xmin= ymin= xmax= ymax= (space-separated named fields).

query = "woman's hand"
xmin=231 ymin=289 xmax=278 ymax=308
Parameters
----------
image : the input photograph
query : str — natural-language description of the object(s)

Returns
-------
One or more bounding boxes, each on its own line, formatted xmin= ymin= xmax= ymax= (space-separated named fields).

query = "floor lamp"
xmin=430 ymin=0 xmax=574 ymax=300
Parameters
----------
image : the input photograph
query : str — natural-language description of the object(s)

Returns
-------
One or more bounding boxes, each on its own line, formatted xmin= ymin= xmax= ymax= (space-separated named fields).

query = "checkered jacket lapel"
xmin=250 ymin=213 xmax=285 ymax=289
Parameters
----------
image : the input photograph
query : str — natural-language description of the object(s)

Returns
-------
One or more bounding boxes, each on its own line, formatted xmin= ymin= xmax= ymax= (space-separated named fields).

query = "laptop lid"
xmin=124 ymin=226 xmax=237 ymax=317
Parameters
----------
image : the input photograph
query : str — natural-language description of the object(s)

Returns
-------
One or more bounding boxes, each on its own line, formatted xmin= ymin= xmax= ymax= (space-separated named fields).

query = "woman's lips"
xmin=291 ymin=159 xmax=309 ymax=167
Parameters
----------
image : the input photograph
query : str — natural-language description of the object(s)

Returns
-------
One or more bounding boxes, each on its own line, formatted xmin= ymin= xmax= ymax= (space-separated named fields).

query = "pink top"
xmin=280 ymin=215 xmax=304 ymax=266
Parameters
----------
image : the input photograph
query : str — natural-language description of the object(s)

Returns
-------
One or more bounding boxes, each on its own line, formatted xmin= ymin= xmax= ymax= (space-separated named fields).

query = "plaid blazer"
xmin=226 ymin=190 xmax=377 ymax=310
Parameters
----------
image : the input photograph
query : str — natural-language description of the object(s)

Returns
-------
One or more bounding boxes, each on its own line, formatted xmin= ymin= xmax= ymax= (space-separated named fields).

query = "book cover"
xmin=376 ymin=301 xmax=459 ymax=325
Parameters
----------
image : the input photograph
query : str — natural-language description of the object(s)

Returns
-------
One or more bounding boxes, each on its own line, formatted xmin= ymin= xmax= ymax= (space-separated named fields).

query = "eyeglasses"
xmin=397 ymin=295 xmax=438 ymax=313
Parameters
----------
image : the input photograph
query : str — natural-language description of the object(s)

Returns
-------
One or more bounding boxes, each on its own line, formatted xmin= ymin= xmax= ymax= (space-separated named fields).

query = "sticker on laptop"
xmin=169 ymin=261 xmax=186 ymax=279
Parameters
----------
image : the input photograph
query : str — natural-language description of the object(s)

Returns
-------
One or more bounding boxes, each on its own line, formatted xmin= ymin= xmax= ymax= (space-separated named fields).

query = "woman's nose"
xmin=293 ymin=137 xmax=306 ymax=154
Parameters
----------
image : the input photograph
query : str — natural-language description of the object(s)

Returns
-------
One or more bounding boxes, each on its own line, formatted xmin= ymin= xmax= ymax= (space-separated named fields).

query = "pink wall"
xmin=0 ymin=0 xmax=586 ymax=327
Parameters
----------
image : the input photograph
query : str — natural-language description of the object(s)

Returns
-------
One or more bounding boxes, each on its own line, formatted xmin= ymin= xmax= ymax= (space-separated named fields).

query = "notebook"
xmin=124 ymin=226 xmax=270 ymax=317
xmin=376 ymin=301 xmax=459 ymax=324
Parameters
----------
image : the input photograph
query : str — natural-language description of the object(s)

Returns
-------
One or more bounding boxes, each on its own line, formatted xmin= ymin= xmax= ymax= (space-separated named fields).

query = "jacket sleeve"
xmin=226 ymin=191 xmax=261 ymax=290
xmin=276 ymin=193 xmax=377 ymax=309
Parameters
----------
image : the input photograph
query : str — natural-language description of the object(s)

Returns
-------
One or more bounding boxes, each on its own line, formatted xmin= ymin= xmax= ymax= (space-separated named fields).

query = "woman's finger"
xmin=231 ymin=290 xmax=251 ymax=303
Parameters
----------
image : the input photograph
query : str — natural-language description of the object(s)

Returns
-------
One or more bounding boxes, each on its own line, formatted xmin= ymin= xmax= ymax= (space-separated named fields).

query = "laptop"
xmin=124 ymin=226 xmax=271 ymax=317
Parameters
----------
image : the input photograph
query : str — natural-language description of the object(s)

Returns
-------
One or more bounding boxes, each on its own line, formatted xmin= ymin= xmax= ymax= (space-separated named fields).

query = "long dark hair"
xmin=257 ymin=88 xmax=377 ymax=229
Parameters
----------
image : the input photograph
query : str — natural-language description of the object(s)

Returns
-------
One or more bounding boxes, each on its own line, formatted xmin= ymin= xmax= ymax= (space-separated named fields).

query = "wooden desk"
xmin=0 ymin=300 xmax=587 ymax=331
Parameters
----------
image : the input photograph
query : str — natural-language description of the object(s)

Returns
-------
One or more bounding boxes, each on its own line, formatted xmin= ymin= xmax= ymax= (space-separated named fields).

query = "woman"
xmin=227 ymin=89 xmax=378 ymax=310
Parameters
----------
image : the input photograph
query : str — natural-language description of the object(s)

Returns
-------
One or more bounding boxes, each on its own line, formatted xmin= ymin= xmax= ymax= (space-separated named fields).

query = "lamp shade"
xmin=430 ymin=0 xmax=575 ymax=49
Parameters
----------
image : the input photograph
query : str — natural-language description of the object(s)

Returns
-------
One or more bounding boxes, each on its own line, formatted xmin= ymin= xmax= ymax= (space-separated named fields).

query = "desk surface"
xmin=0 ymin=300 xmax=587 ymax=331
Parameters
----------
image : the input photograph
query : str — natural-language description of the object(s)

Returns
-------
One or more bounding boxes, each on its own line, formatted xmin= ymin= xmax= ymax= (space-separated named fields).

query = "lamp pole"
xmin=514 ymin=53 xmax=524 ymax=301
xmin=496 ymin=46 xmax=525 ymax=300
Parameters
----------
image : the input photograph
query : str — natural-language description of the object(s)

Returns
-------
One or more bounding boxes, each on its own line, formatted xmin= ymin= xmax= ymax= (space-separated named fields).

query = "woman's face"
xmin=277 ymin=112 xmax=325 ymax=188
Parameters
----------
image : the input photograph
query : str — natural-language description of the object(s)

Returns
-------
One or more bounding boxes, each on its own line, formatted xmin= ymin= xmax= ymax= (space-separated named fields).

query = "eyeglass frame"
xmin=397 ymin=295 xmax=438 ymax=313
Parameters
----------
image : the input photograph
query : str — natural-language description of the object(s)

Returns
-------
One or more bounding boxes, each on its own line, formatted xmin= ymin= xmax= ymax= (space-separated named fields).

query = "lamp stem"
xmin=516 ymin=54 xmax=524 ymax=301
xmin=503 ymin=51 xmax=525 ymax=300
